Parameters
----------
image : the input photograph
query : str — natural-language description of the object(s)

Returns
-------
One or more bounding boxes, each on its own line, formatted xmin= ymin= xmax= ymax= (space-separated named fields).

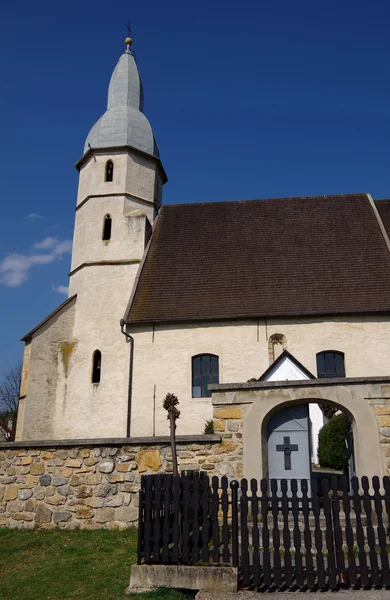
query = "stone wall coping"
xmin=0 ymin=434 xmax=221 ymax=450
xmin=210 ymin=375 xmax=390 ymax=394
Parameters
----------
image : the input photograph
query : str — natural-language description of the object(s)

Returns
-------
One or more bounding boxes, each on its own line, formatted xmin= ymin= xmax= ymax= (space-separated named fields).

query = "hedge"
xmin=317 ymin=412 xmax=349 ymax=472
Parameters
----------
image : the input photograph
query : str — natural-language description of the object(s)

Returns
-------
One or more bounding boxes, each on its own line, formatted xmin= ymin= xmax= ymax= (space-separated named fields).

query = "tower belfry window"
xmin=92 ymin=350 xmax=102 ymax=384
xmin=103 ymin=214 xmax=112 ymax=241
xmin=105 ymin=160 xmax=114 ymax=182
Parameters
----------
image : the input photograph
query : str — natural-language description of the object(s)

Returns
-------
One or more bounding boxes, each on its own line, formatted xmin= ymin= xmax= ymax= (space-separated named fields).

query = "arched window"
xmin=92 ymin=350 xmax=102 ymax=384
xmin=102 ymin=214 xmax=112 ymax=241
xmin=316 ymin=351 xmax=345 ymax=379
xmin=105 ymin=160 xmax=114 ymax=182
xmin=192 ymin=354 xmax=219 ymax=398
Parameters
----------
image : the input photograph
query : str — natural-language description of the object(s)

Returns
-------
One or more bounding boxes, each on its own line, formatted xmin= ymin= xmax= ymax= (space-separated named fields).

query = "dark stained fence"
xmin=137 ymin=473 xmax=390 ymax=590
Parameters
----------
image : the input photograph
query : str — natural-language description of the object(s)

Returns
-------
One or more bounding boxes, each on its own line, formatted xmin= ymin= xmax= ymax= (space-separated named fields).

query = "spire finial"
xmin=125 ymin=20 xmax=133 ymax=53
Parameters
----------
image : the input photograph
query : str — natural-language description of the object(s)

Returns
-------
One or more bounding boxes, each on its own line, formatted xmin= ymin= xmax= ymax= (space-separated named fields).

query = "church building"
xmin=15 ymin=35 xmax=390 ymax=484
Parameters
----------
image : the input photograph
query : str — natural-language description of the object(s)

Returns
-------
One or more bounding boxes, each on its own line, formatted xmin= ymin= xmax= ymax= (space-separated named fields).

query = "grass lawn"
xmin=0 ymin=528 xmax=195 ymax=600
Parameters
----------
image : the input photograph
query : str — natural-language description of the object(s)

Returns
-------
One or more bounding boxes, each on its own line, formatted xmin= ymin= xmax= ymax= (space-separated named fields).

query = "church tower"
xmin=64 ymin=36 xmax=167 ymax=438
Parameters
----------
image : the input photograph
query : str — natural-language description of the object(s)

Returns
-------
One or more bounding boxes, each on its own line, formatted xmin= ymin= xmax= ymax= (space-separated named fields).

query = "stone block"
xmin=42 ymin=451 xmax=55 ymax=460
xmin=46 ymin=494 xmax=66 ymax=506
xmin=7 ymin=500 xmax=23 ymax=512
xmin=30 ymin=462 xmax=45 ymax=476
xmin=57 ymin=485 xmax=73 ymax=497
xmin=213 ymin=420 xmax=225 ymax=432
xmin=21 ymin=457 xmax=33 ymax=465
xmin=105 ymin=494 xmax=124 ymax=508
xmin=18 ymin=489 xmax=33 ymax=501
xmin=115 ymin=504 xmax=138 ymax=523
xmin=1 ymin=476 xmax=17 ymax=484
xmin=95 ymin=508 xmax=115 ymax=523
xmin=75 ymin=507 xmax=94 ymax=519
xmin=24 ymin=498 xmax=37 ymax=512
xmin=178 ymin=451 xmax=195 ymax=459
xmin=214 ymin=441 xmax=239 ymax=455
xmin=78 ymin=449 xmax=90 ymax=459
xmin=53 ymin=511 xmax=72 ymax=524
xmin=76 ymin=485 xmax=92 ymax=499
xmin=35 ymin=503 xmax=52 ymax=524
xmin=106 ymin=474 xmax=124 ymax=483
xmin=52 ymin=476 xmax=68 ymax=487
xmin=45 ymin=486 xmax=55 ymax=497
xmin=116 ymin=463 xmax=132 ymax=473
xmin=84 ymin=456 xmax=100 ymax=466
xmin=214 ymin=407 xmax=243 ymax=420
xmin=128 ymin=564 xmax=238 ymax=594
xmin=375 ymin=406 xmax=390 ymax=416
xmin=66 ymin=458 xmax=82 ymax=468
xmin=202 ymin=464 xmax=215 ymax=470
xmin=85 ymin=497 xmax=104 ymax=508
xmin=33 ymin=487 xmax=45 ymax=500
xmin=94 ymin=482 xmax=111 ymax=497
xmin=39 ymin=474 xmax=51 ymax=486
xmin=11 ymin=512 xmax=34 ymax=522
xmin=227 ymin=421 xmax=239 ymax=432
xmin=136 ymin=450 xmax=162 ymax=473
xmin=4 ymin=484 xmax=18 ymax=501
xmin=69 ymin=474 xmax=81 ymax=486
xmin=98 ymin=460 xmax=115 ymax=474
xmin=85 ymin=473 xmax=101 ymax=485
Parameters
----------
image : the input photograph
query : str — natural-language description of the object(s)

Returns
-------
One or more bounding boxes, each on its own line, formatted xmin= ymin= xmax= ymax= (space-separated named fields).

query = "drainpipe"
xmin=120 ymin=319 xmax=134 ymax=438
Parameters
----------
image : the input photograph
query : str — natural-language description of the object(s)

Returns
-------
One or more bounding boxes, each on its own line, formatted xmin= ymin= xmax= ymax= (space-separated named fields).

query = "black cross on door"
xmin=276 ymin=436 xmax=299 ymax=470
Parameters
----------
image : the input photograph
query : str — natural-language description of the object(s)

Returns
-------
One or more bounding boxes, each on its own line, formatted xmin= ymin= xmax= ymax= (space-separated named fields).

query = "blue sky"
xmin=1 ymin=0 xmax=390 ymax=373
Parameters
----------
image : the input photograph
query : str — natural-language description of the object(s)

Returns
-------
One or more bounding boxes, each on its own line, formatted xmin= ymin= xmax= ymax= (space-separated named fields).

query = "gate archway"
xmin=237 ymin=381 xmax=383 ymax=482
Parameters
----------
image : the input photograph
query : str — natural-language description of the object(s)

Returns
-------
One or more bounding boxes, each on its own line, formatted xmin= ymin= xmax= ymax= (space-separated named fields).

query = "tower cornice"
xmin=74 ymin=144 xmax=168 ymax=183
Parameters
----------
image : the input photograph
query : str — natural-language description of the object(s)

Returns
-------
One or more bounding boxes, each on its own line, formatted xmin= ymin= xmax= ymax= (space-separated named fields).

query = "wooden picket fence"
xmin=137 ymin=472 xmax=390 ymax=590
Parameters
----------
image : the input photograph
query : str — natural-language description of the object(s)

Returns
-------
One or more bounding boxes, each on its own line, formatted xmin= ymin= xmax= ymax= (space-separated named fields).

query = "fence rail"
xmin=137 ymin=473 xmax=390 ymax=590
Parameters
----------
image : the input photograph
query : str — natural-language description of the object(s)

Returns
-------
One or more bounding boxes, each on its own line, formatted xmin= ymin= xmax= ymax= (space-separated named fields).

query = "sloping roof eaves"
xmin=22 ymin=295 xmax=77 ymax=342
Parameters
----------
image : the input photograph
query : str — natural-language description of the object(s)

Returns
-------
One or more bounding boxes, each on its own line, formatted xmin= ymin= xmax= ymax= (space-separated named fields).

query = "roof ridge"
xmin=161 ymin=193 xmax=370 ymax=210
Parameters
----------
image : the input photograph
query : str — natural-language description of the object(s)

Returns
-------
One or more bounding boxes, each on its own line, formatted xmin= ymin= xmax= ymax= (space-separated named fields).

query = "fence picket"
xmin=322 ymin=478 xmax=337 ymax=589
xmin=162 ymin=474 xmax=172 ymax=563
xmin=351 ymin=477 xmax=368 ymax=586
xmin=211 ymin=476 xmax=220 ymax=564
xmin=362 ymin=476 xmax=380 ymax=586
xmin=191 ymin=473 xmax=200 ymax=564
xmin=271 ymin=479 xmax=282 ymax=587
xmin=152 ymin=474 xmax=163 ymax=563
xmin=240 ymin=478 xmax=251 ymax=587
xmin=372 ymin=476 xmax=390 ymax=586
xmin=382 ymin=477 xmax=390 ymax=586
xmin=250 ymin=479 xmax=261 ymax=587
xmin=330 ymin=475 xmax=346 ymax=585
xmin=201 ymin=474 xmax=210 ymax=563
xmin=280 ymin=479 xmax=292 ymax=587
xmin=172 ymin=476 xmax=181 ymax=564
xmin=311 ymin=478 xmax=325 ymax=589
xmin=260 ymin=478 xmax=271 ymax=587
xmin=301 ymin=479 xmax=314 ymax=588
xmin=341 ymin=476 xmax=357 ymax=586
xmin=221 ymin=476 xmax=230 ymax=564
xmin=291 ymin=479 xmax=303 ymax=587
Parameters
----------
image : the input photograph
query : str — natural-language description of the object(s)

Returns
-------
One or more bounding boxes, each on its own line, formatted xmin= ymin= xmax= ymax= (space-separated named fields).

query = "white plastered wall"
xmin=129 ymin=315 xmax=390 ymax=438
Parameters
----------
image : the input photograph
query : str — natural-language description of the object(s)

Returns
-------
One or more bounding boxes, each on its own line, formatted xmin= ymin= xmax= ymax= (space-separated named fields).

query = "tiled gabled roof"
xmin=125 ymin=193 xmax=390 ymax=324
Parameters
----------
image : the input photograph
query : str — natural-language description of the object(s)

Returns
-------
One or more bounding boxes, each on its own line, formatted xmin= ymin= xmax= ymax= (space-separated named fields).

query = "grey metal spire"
xmin=83 ymin=39 xmax=159 ymax=158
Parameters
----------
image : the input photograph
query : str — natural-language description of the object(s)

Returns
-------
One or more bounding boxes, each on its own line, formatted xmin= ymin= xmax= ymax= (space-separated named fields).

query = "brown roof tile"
xmin=126 ymin=194 xmax=390 ymax=324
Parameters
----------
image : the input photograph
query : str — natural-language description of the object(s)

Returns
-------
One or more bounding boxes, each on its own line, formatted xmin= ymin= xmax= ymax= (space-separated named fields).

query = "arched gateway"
xmin=209 ymin=376 xmax=389 ymax=483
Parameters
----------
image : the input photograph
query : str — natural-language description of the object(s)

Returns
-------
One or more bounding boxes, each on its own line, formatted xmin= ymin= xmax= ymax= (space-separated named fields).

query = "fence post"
xmin=230 ymin=480 xmax=239 ymax=568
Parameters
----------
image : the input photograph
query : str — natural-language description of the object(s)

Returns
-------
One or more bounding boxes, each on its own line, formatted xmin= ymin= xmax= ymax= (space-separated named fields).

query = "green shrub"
xmin=318 ymin=413 xmax=349 ymax=472
xmin=204 ymin=419 xmax=214 ymax=434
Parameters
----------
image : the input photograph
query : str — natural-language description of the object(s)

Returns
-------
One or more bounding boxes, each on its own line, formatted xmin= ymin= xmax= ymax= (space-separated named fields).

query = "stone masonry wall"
xmin=371 ymin=398 xmax=390 ymax=475
xmin=0 ymin=432 xmax=245 ymax=530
